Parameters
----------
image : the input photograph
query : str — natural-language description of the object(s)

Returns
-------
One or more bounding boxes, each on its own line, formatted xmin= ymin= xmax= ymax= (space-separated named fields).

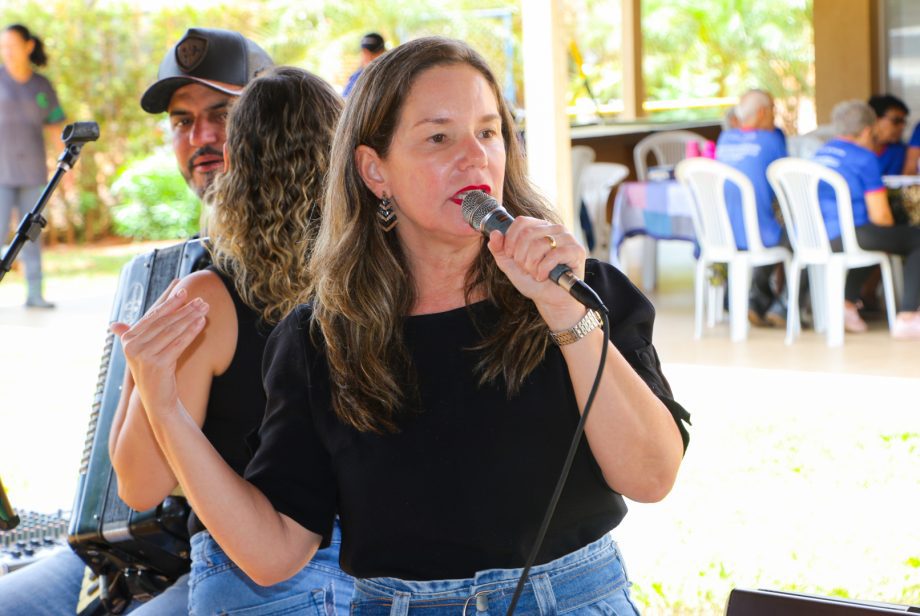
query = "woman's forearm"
xmin=559 ymin=327 xmax=684 ymax=503
xmin=144 ymin=402 xmax=321 ymax=586
xmin=109 ymin=373 xmax=179 ymax=510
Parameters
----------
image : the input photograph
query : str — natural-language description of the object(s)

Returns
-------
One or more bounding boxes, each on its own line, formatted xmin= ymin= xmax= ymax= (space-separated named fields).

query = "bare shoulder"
xmin=176 ymin=269 xmax=234 ymax=314
xmin=175 ymin=269 xmax=238 ymax=373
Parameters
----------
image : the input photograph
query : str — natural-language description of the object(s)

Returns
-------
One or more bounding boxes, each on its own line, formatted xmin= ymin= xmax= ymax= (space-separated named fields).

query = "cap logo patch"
xmin=176 ymin=35 xmax=208 ymax=73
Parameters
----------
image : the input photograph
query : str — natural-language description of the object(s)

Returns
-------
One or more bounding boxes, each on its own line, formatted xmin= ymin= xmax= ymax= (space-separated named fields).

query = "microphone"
xmin=461 ymin=191 xmax=607 ymax=313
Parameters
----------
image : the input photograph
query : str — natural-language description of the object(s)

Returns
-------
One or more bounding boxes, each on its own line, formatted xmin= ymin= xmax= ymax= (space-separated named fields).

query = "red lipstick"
xmin=450 ymin=185 xmax=491 ymax=205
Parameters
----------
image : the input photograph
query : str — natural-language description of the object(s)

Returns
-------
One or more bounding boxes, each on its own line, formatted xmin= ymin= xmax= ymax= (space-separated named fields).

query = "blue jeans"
xmin=351 ymin=534 xmax=640 ymax=615
xmin=0 ymin=185 xmax=45 ymax=299
xmin=188 ymin=519 xmax=354 ymax=615
xmin=0 ymin=548 xmax=188 ymax=614
xmin=0 ymin=522 xmax=352 ymax=615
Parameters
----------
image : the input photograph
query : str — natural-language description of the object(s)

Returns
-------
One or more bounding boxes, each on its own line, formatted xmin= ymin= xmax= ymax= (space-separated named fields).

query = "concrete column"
xmin=621 ymin=0 xmax=644 ymax=120
xmin=522 ymin=0 xmax=574 ymax=228
xmin=814 ymin=0 xmax=880 ymax=124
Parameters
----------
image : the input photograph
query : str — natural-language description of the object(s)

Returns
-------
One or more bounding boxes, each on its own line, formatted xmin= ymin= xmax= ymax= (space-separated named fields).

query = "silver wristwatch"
xmin=549 ymin=309 xmax=603 ymax=346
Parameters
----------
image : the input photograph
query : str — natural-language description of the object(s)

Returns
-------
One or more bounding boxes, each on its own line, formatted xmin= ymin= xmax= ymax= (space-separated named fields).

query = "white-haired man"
xmin=716 ymin=88 xmax=788 ymax=326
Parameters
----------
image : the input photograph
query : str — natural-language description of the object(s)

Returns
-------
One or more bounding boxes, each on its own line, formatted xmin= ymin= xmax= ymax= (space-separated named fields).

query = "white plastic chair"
xmin=578 ymin=162 xmax=629 ymax=260
xmin=767 ymin=158 xmax=897 ymax=346
xmin=571 ymin=145 xmax=597 ymax=249
xmin=633 ymin=130 xmax=709 ymax=181
xmin=675 ymin=158 xmax=792 ymax=342
xmin=633 ymin=130 xmax=709 ymax=290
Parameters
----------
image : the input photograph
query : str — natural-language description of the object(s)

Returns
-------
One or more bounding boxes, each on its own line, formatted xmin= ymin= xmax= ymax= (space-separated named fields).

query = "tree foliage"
xmin=642 ymin=0 xmax=813 ymax=131
xmin=1 ymin=0 xmax=521 ymax=242
xmin=1 ymin=0 xmax=814 ymax=242
xmin=562 ymin=0 xmax=813 ymax=131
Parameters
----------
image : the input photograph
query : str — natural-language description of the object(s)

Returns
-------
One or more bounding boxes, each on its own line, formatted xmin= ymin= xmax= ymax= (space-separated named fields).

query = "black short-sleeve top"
xmin=245 ymin=260 xmax=690 ymax=581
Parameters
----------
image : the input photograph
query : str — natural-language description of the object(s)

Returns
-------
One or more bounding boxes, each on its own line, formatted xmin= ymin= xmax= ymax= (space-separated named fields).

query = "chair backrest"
xmin=578 ymin=162 xmax=629 ymax=254
xmin=675 ymin=157 xmax=765 ymax=257
xmin=634 ymin=130 xmax=708 ymax=181
xmin=786 ymin=134 xmax=825 ymax=159
xmin=571 ymin=145 xmax=597 ymax=210
xmin=766 ymin=158 xmax=863 ymax=262
xmin=578 ymin=162 xmax=630 ymax=205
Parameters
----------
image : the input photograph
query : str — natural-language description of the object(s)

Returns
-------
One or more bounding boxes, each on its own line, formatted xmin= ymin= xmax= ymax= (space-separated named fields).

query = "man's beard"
xmin=183 ymin=145 xmax=224 ymax=199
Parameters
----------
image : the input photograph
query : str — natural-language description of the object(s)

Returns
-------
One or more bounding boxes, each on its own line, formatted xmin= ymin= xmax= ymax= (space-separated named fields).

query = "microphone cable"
xmin=505 ymin=308 xmax=611 ymax=615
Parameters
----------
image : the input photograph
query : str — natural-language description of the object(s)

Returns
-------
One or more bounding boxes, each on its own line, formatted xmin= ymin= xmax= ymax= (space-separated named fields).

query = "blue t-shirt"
xmin=715 ymin=128 xmax=787 ymax=249
xmin=342 ymin=68 xmax=362 ymax=97
xmin=876 ymin=142 xmax=906 ymax=176
xmin=811 ymin=139 xmax=884 ymax=240
xmin=909 ymin=123 xmax=920 ymax=148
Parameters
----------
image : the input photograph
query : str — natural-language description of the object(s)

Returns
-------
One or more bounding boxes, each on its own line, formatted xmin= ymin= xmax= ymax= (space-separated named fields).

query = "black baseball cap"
xmin=141 ymin=27 xmax=274 ymax=114
xmin=360 ymin=33 xmax=385 ymax=53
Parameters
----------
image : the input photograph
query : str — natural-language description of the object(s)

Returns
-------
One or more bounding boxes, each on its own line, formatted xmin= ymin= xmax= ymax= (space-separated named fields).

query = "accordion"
xmin=67 ymin=239 xmax=209 ymax=611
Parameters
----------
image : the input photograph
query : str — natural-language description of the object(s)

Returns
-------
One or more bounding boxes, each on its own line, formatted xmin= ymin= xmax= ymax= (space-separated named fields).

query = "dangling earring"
xmin=377 ymin=193 xmax=397 ymax=232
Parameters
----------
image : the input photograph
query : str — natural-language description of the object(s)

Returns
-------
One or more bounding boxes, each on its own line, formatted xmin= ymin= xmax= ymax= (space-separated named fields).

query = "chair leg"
xmin=728 ymin=260 xmax=750 ymax=342
xmin=880 ymin=258 xmax=898 ymax=332
xmin=786 ymin=263 xmax=801 ymax=345
xmin=809 ymin=264 xmax=826 ymax=334
xmin=825 ymin=261 xmax=845 ymax=347
xmin=890 ymin=255 xmax=903 ymax=313
xmin=706 ymin=265 xmax=721 ymax=328
xmin=715 ymin=285 xmax=725 ymax=324
xmin=695 ymin=259 xmax=706 ymax=339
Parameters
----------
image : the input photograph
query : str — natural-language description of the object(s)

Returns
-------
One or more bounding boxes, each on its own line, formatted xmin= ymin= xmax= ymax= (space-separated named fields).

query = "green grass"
xmin=2 ymin=240 xmax=158 ymax=282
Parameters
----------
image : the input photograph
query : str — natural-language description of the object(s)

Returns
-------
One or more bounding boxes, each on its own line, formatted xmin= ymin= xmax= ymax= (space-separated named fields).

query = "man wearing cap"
xmin=341 ymin=32 xmax=386 ymax=97
xmin=0 ymin=27 xmax=352 ymax=616
xmin=140 ymin=27 xmax=272 ymax=205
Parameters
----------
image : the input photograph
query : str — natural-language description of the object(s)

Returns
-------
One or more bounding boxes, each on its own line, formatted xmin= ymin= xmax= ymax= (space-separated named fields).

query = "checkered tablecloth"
xmin=609 ymin=180 xmax=698 ymax=267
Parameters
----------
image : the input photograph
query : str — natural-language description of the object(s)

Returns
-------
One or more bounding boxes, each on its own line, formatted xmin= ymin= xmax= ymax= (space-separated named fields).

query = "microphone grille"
xmin=461 ymin=190 xmax=497 ymax=229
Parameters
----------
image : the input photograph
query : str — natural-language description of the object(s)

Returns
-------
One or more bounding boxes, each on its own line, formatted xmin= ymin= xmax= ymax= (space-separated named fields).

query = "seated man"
xmin=868 ymin=94 xmax=909 ymax=176
xmin=716 ymin=88 xmax=788 ymax=326
xmin=812 ymin=100 xmax=920 ymax=338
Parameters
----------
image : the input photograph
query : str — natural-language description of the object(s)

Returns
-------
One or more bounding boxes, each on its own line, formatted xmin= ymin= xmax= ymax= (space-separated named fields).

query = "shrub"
xmin=110 ymin=149 xmax=200 ymax=240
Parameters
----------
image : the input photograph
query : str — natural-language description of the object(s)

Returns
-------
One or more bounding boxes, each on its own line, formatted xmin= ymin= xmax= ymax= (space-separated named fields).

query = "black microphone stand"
xmin=0 ymin=122 xmax=100 ymax=284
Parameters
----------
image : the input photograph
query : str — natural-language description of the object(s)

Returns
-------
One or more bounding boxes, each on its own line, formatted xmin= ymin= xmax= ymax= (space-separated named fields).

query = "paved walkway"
xmin=1 ymin=274 xmax=122 ymax=513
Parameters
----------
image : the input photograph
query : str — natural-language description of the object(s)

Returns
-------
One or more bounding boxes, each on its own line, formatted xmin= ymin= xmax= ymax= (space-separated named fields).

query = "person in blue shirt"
xmin=868 ymin=94 xmax=909 ymax=176
xmin=812 ymin=99 xmax=920 ymax=339
xmin=903 ymin=109 xmax=920 ymax=175
xmin=341 ymin=32 xmax=385 ymax=97
xmin=716 ymin=88 xmax=789 ymax=327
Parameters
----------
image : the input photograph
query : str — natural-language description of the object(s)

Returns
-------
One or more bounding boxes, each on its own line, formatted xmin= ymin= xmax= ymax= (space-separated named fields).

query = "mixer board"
xmin=0 ymin=509 xmax=70 ymax=575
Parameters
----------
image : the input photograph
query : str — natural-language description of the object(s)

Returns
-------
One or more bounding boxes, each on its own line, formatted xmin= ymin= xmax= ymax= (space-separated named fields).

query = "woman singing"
xmin=112 ymin=38 xmax=690 ymax=614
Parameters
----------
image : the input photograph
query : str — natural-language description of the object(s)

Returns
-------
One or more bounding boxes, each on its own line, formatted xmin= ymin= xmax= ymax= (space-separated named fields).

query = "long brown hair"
xmin=311 ymin=37 xmax=559 ymax=433
xmin=209 ymin=67 xmax=342 ymax=324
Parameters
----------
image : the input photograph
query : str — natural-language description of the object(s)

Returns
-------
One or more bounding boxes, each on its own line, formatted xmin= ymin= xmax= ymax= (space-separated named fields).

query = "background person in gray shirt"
xmin=0 ymin=23 xmax=65 ymax=308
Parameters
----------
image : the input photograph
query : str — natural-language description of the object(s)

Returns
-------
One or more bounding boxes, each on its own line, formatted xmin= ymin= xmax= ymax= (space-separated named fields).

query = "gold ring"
xmin=544 ymin=234 xmax=557 ymax=249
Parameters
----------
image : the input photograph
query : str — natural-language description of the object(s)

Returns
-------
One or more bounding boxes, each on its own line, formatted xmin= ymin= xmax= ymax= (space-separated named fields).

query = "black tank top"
xmin=188 ymin=265 xmax=274 ymax=535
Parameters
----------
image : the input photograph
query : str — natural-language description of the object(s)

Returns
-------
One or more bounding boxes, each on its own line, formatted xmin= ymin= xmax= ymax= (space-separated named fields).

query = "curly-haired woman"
xmin=109 ymin=66 xmax=353 ymax=615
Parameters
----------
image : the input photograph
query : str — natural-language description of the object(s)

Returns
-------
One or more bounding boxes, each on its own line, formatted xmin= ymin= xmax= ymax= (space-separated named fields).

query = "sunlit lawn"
xmin=2 ymin=239 xmax=149 ymax=284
